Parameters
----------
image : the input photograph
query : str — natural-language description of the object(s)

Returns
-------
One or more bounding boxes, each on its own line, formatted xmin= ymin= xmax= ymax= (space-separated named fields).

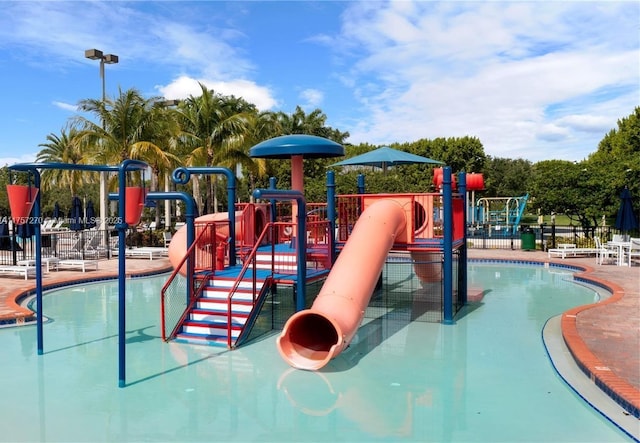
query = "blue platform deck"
xmin=212 ymin=265 xmax=328 ymax=283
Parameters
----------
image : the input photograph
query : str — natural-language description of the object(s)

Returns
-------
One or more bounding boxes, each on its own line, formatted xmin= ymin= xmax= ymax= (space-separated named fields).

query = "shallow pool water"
xmin=0 ymin=263 xmax=631 ymax=442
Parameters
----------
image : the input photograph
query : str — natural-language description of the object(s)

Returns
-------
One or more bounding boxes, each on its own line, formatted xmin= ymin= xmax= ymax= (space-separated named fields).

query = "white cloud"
xmin=53 ymin=101 xmax=78 ymax=112
xmin=299 ymin=89 xmax=324 ymax=109
xmin=157 ymin=75 xmax=278 ymax=111
xmin=555 ymin=114 xmax=615 ymax=133
xmin=0 ymin=153 xmax=38 ymax=167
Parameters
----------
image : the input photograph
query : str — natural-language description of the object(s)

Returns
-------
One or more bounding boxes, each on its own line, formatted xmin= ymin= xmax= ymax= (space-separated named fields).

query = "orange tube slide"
xmin=277 ymin=199 xmax=407 ymax=370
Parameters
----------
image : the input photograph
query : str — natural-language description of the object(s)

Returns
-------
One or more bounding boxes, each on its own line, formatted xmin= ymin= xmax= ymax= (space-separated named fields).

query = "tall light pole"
xmin=85 ymin=49 xmax=118 ymax=243
xmin=85 ymin=49 xmax=118 ymax=105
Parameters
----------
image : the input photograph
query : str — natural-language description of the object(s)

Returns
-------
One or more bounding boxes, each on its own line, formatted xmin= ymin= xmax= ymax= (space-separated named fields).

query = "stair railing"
xmin=160 ymin=221 xmax=226 ymax=341
xmin=225 ymin=221 xmax=284 ymax=348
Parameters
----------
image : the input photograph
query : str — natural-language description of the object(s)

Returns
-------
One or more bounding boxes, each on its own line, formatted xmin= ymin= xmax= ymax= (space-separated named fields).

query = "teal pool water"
xmin=0 ymin=263 xmax=632 ymax=442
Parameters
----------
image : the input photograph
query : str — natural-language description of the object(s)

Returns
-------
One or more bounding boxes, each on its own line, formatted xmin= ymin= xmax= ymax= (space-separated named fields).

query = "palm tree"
xmin=143 ymin=103 xmax=183 ymax=227
xmin=75 ymin=88 xmax=181 ymax=186
xmin=37 ymin=125 xmax=92 ymax=195
xmin=74 ymin=88 xmax=183 ymax=232
xmin=239 ymin=110 xmax=282 ymax=197
xmin=277 ymin=105 xmax=350 ymax=143
xmin=175 ymin=84 xmax=256 ymax=212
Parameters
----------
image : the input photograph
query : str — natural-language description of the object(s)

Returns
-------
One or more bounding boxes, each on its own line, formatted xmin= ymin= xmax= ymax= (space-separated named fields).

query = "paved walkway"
xmin=0 ymin=251 xmax=638 ymax=422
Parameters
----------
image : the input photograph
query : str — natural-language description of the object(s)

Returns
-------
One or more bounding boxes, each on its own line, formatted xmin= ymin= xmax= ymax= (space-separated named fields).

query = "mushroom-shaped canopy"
xmin=249 ymin=135 xmax=344 ymax=159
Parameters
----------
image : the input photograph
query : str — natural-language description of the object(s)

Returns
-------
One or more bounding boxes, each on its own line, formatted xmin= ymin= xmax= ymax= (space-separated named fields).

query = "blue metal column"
xmin=442 ymin=166 xmax=454 ymax=324
xmin=458 ymin=172 xmax=468 ymax=306
xmin=252 ymin=189 xmax=307 ymax=312
xmin=326 ymin=171 xmax=336 ymax=264
xmin=116 ymin=159 xmax=148 ymax=388
xmin=32 ymin=173 xmax=44 ymax=353
xmin=357 ymin=174 xmax=365 ymax=194
xmin=269 ymin=177 xmax=278 ymax=225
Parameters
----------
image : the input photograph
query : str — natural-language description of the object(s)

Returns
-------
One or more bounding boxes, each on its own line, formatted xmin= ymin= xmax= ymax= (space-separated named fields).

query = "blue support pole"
xmin=442 ymin=166 xmax=454 ymax=324
xmin=268 ymin=177 xmax=277 ymax=224
xmin=252 ymin=189 xmax=306 ymax=312
xmin=357 ymin=174 xmax=365 ymax=194
xmin=326 ymin=171 xmax=336 ymax=264
xmin=6 ymin=168 xmax=45 ymax=354
xmin=458 ymin=172 xmax=468 ymax=306
xmin=31 ymin=171 xmax=44 ymax=355
xmin=116 ymin=159 xmax=148 ymax=388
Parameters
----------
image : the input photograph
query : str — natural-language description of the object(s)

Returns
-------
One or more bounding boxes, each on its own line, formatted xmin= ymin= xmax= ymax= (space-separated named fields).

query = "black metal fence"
xmin=0 ymin=229 xmax=116 ymax=265
xmin=467 ymin=223 xmax=638 ymax=251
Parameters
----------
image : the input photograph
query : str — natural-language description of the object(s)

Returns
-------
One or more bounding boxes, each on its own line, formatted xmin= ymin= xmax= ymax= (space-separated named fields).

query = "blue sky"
xmin=0 ymin=1 xmax=637 ymax=167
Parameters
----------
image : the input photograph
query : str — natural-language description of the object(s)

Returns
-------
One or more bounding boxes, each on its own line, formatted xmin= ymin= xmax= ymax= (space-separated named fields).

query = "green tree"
xmin=36 ymin=125 xmax=92 ymax=195
xmin=482 ymin=157 xmax=532 ymax=198
xmin=75 ymin=88 xmax=177 ymax=190
xmin=529 ymin=160 xmax=603 ymax=228
xmin=175 ymin=84 xmax=256 ymax=212
xmin=255 ymin=107 xmax=350 ymax=199
xmin=585 ymin=107 xmax=640 ymax=223
xmin=426 ymin=136 xmax=486 ymax=174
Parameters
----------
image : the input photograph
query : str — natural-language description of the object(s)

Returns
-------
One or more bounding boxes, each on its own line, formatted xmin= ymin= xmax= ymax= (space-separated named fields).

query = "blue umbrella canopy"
xmin=85 ymin=200 xmax=96 ymax=228
xmin=16 ymin=220 xmax=36 ymax=238
xmin=614 ymin=187 xmax=638 ymax=233
xmin=53 ymin=202 xmax=61 ymax=220
xmin=331 ymin=146 xmax=443 ymax=173
xmin=69 ymin=196 xmax=84 ymax=231
xmin=0 ymin=222 xmax=21 ymax=251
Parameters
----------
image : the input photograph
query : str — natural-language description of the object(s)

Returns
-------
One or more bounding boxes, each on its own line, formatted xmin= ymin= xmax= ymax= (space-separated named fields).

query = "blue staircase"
xmin=174 ymin=269 xmax=271 ymax=347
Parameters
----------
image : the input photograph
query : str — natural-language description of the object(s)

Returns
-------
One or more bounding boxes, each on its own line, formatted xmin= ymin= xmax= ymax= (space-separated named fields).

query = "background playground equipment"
xmin=472 ymin=194 xmax=529 ymax=235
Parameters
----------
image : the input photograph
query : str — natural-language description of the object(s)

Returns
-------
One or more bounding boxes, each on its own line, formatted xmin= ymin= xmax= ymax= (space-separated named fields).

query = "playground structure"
xmin=162 ymin=156 xmax=467 ymax=370
xmin=8 ymin=136 xmax=468 ymax=380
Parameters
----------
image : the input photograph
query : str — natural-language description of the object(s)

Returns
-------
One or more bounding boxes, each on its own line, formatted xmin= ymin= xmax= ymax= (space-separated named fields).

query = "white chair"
xmin=51 ymin=220 xmax=67 ymax=231
xmin=594 ymin=237 xmax=617 ymax=265
xmin=626 ymin=238 xmax=640 ymax=267
xmin=41 ymin=219 xmax=55 ymax=231
xmin=612 ymin=234 xmax=629 ymax=242
xmin=163 ymin=231 xmax=172 ymax=248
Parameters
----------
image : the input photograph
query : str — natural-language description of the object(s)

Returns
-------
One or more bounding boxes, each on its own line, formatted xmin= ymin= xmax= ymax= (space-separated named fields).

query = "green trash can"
xmin=521 ymin=227 xmax=536 ymax=251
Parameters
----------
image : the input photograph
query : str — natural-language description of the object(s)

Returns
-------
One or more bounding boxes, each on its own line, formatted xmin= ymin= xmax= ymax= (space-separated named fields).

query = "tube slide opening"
xmin=277 ymin=312 xmax=341 ymax=370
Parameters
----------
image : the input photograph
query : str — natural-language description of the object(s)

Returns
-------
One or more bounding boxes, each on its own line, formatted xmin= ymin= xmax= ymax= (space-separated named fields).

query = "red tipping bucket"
xmin=466 ymin=173 xmax=485 ymax=191
xmin=125 ymin=187 xmax=145 ymax=226
xmin=433 ymin=168 xmax=457 ymax=190
xmin=7 ymin=184 xmax=39 ymax=225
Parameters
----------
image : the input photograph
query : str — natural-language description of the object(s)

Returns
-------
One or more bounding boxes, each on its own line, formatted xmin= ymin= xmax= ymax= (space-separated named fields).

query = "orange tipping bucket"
xmin=7 ymin=184 xmax=39 ymax=225
xmin=125 ymin=187 xmax=145 ymax=226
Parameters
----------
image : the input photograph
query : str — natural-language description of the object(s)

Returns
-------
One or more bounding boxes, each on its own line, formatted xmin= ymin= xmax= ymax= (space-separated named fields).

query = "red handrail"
xmin=160 ymin=221 xmax=224 ymax=341
xmin=225 ymin=222 xmax=285 ymax=348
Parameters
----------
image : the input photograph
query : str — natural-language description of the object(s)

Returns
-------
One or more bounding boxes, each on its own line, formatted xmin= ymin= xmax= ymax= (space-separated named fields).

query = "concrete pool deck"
xmin=0 ymin=251 xmax=638 ymax=424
